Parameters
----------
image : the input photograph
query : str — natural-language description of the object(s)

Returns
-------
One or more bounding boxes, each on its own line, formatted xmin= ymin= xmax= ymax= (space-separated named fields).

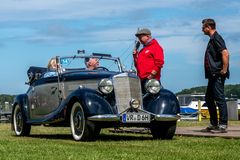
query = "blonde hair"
xmin=47 ymin=57 xmax=57 ymax=69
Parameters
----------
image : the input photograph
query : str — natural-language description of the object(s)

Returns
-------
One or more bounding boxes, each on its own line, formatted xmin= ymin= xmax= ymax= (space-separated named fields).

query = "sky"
xmin=0 ymin=0 xmax=239 ymax=95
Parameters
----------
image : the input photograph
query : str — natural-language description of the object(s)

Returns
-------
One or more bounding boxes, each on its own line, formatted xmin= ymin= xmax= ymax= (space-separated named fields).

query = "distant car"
xmin=0 ymin=103 xmax=12 ymax=122
xmin=12 ymin=52 xmax=180 ymax=141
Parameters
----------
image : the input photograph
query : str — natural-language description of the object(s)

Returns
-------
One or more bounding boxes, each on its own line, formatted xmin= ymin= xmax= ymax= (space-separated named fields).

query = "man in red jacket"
xmin=133 ymin=28 xmax=164 ymax=91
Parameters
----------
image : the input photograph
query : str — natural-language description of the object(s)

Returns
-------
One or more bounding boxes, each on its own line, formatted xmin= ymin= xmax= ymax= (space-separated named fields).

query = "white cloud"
xmin=2 ymin=0 xmax=239 ymax=21
xmin=0 ymin=0 xmax=216 ymax=21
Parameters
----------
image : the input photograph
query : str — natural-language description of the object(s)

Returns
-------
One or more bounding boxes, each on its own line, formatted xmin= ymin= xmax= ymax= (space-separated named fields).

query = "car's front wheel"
xmin=150 ymin=121 xmax=177 ymax=140
xmin=70 ymin=102 xmax=100 ymax=141
xmin=13 ymin=105 xmax=31 ymax=136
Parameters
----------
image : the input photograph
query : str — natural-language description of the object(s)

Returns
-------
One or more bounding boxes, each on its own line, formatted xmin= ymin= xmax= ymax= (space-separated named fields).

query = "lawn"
xmin=0 ymin=121 xmax=240 ymax=160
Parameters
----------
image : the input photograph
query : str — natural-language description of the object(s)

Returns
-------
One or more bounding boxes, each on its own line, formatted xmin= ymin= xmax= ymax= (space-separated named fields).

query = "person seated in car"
xmin=43 ymin=57 xmax=58 ymax=78
xmin=85 ymin=57 xmax=99 ymax=70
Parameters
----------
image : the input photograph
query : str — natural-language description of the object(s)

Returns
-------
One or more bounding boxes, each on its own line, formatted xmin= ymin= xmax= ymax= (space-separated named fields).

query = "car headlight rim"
xmin=98 ymin=78 xmax=113 ymax=94
xmin=145 ymin=79 xmax=161 ymax=94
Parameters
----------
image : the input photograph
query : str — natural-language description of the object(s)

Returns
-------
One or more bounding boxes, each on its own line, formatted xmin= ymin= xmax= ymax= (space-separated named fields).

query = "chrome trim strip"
xmin=113 ymin=72 xmax=138 ymax=78
xmin=142 ymin=93 xmax=150 ymax=100
xmin=154 ymin=114 xmax=181 ymax=121
xmin=88 ymin=114 xmax=119 ymax=121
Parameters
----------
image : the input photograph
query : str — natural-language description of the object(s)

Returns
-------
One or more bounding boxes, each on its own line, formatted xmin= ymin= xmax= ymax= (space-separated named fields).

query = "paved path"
xmin=109 ymin=125 xmax=240 ymax=139
xmin=176 ymin=125 xmax=240 ymax=139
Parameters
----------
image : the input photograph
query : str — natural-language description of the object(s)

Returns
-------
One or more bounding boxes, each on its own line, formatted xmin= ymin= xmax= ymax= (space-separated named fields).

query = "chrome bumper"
xmin=88 ymin=115 xmax=119 ymax=121
xmin=88 ymin=114 xmax=180 ymax=122
xmin=154 ymin=114 xmax=181 ymax=121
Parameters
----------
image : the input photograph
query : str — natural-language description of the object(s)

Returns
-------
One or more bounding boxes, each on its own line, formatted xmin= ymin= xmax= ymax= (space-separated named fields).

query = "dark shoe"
xmin=201 ymin=125 xmax=219 ymax=132
xmin=210 ymin=126 xmax=227 ymax=133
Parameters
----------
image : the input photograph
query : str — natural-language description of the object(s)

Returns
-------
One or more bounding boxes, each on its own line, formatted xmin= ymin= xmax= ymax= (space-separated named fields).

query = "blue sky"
xmin=0 ymin=0 xmax=239 ymax=94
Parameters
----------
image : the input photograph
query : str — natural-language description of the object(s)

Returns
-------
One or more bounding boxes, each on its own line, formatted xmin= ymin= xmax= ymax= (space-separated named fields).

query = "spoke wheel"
xmin=13 ymin=105 xmax=31 ymax=136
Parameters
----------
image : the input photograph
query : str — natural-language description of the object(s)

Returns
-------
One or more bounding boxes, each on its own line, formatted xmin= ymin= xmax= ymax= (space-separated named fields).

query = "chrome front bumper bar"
xmin=154 ymin=114 xmax=181 ymax=121
xmin=88 ymin=115 xmax=119 ymax=122
xmin=88 ymin=114 xmax=180 ymax=122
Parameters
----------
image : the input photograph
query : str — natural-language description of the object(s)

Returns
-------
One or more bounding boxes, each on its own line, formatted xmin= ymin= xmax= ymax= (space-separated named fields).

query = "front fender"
xmin=12 ymin=94 xmax=29 ymax=125
xmin=143 ymin=89 xmax=180 ymax=115
xmin=65 ymin=88 xmax=115 ymax=116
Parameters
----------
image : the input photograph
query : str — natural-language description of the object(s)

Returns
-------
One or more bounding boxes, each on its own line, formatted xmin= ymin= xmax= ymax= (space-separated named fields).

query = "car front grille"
xmin=113 ymin=73 xmax=143 ymax=113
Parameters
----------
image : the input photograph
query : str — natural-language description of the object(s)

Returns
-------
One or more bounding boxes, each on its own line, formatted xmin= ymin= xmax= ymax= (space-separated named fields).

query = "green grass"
xmin=1 ymin=121 xmax=240 ymax=160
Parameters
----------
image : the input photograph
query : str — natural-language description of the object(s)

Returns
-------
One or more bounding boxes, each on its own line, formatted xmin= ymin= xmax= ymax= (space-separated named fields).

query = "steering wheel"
xmin=96 ymin=66 xmax=109 ymax=71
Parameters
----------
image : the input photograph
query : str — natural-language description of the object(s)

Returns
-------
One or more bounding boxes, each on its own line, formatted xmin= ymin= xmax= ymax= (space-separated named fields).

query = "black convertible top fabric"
xmin=27 ymin=66 xmax=47 ymax=83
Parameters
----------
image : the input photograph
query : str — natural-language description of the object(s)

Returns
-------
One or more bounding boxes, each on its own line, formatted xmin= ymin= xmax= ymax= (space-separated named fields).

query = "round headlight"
xmin=145 ymin=79 xmax=161 ymax=94
xmin=98 ymin=79 xmax=113 ymax=94
xmin=130 ymin=99 xmax=140 ymax=109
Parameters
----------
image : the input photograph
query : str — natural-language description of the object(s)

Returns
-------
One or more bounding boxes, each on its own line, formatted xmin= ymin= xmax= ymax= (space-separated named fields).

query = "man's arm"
xmin=132 ymin=50 xmax=138 ymax=67
xmin=220 ymin=49 xmax=229 ymax=75
xmin=147 ymin=44 xmax=164 ymax=79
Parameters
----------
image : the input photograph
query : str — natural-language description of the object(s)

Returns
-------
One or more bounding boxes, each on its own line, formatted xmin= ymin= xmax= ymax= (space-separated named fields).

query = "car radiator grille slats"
xmin=113 ymin=74 xmax=143 ymax=113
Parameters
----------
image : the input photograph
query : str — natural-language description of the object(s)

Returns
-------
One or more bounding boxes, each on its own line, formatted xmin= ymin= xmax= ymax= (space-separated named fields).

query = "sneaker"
xmin=211 ymin=125 xmax=227 ymax=133
xmin=201 ymin=125 xmax=219 ymax=132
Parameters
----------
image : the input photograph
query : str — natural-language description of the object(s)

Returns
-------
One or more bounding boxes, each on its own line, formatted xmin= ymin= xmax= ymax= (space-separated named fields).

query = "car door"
xmin=30 ymin=76 xmax=61 ymax=120
xmin=27 ymin=86 xmax=37 ymax=119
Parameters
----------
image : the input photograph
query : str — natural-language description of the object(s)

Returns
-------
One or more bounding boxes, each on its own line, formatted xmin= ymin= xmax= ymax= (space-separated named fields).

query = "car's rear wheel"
xmin=13 ymin=105 xmax=31 ymax=136
xmin=150 ymin=121 xmax=176 ymax=140
xmin=70 ymin=102 xmax=100 ymax=141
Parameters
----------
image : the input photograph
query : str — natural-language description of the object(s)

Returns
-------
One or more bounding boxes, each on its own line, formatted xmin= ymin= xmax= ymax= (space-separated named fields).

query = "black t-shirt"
xmin=204 ymin=31 xmax=229 ymax=79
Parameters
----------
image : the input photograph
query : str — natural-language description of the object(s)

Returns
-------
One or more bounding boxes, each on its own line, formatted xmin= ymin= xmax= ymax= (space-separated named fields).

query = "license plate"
xmin=122 ymin=113 xmax=150 ymax=123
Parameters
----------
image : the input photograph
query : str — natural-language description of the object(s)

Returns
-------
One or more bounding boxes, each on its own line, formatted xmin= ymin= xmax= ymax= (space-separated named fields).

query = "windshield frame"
xmin=59 ymin=55 xmax=123 ymax=72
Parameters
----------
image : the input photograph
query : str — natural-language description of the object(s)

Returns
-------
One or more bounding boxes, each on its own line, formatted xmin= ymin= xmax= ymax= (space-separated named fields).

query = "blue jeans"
xmin=205 ymin=76 xmax=228 ymax=126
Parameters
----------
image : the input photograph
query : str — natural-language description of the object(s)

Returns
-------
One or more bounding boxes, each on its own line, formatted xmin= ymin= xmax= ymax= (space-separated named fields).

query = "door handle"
xmin=51 ymin=87 xmax=58 ymax=94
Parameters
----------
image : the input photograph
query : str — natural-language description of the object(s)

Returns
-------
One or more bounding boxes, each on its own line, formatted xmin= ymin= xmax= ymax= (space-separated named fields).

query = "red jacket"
xmin=134 ymin=39 xmax=164 ymax=80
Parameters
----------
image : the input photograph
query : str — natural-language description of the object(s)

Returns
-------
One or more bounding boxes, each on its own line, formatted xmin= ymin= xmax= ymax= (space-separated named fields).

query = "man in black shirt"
xmin=201 ymin=18 xmax=230 ymax=133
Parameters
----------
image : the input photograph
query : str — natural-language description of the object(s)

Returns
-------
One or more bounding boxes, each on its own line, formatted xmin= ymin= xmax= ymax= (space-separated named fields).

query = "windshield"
xmin=60 ymin=56 xmax=122 ymax=72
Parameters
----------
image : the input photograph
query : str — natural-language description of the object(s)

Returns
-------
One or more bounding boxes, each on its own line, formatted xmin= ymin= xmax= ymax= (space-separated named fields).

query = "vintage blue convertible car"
xmin=12 ymin=52 xmax=180 ymax=141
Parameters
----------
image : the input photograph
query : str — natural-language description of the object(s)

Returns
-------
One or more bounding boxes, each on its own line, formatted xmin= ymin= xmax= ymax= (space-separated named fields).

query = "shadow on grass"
xmin=27 ymin=134 xmax=73 ymax=140
xmin=23 ymin=133 xmax=154 ymax=141
xmin=98 ymin=133 xmax=153 ymax=141
xmin=12 ymin=127 xmax=177 ymax=141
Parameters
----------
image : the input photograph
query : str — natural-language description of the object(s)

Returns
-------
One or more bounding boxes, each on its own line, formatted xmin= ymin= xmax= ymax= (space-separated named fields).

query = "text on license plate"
xmin=122 ymin=113 xmax=150 ymax=123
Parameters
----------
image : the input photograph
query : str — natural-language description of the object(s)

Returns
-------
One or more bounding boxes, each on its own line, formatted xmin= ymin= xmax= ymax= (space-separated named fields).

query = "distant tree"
xmin=224 ymin=84 xmax=240 ymax=99
xmin=0 ymin=94 xmax=15 ymax=107
xmin=176 ymin=84 xmax=240 ymax=99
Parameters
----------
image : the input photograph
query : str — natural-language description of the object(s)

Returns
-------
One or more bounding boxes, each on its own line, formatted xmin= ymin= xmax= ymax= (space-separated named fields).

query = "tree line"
xmin=176 ymin=84 xmax=240 ymax=99
xmin=0 ymin=94 xmax=15 ymax=107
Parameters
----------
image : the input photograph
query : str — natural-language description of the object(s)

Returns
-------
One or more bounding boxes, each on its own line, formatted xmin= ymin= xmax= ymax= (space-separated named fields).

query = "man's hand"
xmin=147 ymin=74 xmax=154 ymax=79
xmin=147 ymin=70 xmax=157 ymax=79
xmin=133 ymin=49 xmax=138 ymax=55
xmin=220 ymin=69 xmax=227 ymax=75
